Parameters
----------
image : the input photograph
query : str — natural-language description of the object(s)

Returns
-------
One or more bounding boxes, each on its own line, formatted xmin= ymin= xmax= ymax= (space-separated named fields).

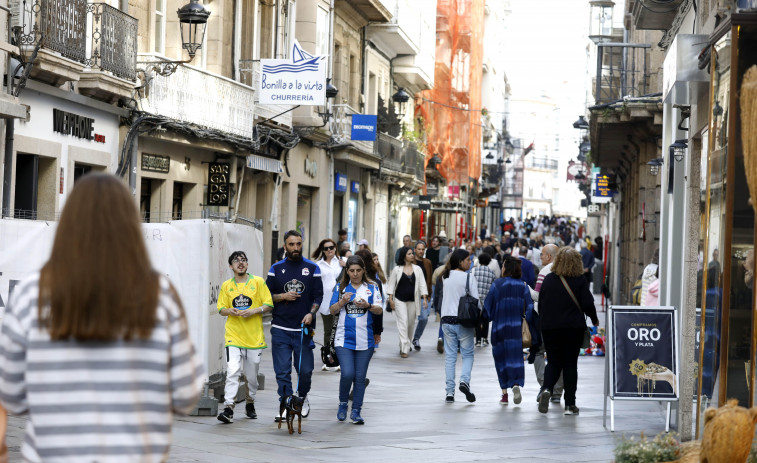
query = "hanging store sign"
xmin=448 ymin=185 xmax=460 ymax=199
xmin=426 ymin=182 xmax=439 ymax=197
xmin=607 ymin=306 xmax=679 ymax=401
xmin=335 ymin=173 xmax=348 ymax=193
xmin=351 ymin=114 xmax=377 ymax=141
xmin=593 ymin=174 xmax=614 ymax=203
xmin=208 ymin=162 xmax=231 ymax=206
xmin=418 ymin=195 xmax=431 ymax=210
xmin=258 ymin=40 xmax=326 ymax=105
xmin=141 ymin=153 xmax=170 ymax=173
xmin=350 ymin=181 xmax=360 ymax=194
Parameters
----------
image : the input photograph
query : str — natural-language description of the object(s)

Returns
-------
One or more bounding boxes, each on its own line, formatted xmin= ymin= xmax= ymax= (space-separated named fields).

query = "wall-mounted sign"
xmin=593 ymin=174 xmax=614 ymax=204
xmin=53 ymin=108 xmax=99 ymax=141
xmin=418 ymin=195 xmax=431 ymax=210
xmin=426 ymin=182 xmax=438 ymax=197
xmin=304 ymin=156 xmax=318 ymax=178
xmin=567 ymin=160 xmax=590 ymax=181
xmin=351 ymin=114 xmax=377 ymax=141
xmin=141 ymin=153 xmax=170 ymax=173
xmin=448 ymin=185 xmax=460 ymax=199
xmin=258 ymin=40 xmax=326 ymax=105
xmin=208 ymin=162 xmax=230 ymax=206
xmin=350 ymin=181 xmax=360 ymax=194
xmin=335 ymin=173 xmax=347 ymax=193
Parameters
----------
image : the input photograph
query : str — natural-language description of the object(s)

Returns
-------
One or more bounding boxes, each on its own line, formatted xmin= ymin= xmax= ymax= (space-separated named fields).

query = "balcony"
xmin=238 ymin=60 xmax=291 ymax=128
xmin=140 ymin=58 xmax=255 ymax=138
xmin=376 ymin=132 xmax=424 ymax=191
xmin=14 ymin=0 xmax=137 ymax=101
xmin=525 ymin=157 xmax=558 ymax=171
xmin=331 ymin=104 xmax=375 ymax=158
xmin=629 ymin=0 xmax=685 ymax=30
xmin=594 ymin=43 xmax=651 ymax=104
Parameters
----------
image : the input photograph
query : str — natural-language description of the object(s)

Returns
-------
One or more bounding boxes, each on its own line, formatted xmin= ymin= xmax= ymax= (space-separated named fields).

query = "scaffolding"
xmin=418 ymin=0 xmax=485 ymax=188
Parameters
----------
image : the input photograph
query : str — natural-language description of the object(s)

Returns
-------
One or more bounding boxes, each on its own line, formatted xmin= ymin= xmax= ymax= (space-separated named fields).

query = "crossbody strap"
xmin=465 ymin=272 xmax=471 ymax=296
xmin=559 ymin=275 xmax=585 ymax=319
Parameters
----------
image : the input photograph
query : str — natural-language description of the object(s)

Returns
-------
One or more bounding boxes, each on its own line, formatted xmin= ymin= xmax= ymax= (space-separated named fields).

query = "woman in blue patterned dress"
xmin=483 ymin=256 xmax=535 ymax=405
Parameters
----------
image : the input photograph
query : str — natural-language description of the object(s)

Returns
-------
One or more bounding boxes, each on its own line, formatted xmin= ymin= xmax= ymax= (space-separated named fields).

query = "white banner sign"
xmin=258 ymin=40 xmax=326 ymax=105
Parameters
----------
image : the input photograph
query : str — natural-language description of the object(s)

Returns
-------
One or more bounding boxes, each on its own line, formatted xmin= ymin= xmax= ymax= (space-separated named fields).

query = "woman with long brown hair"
xmin=313 ymin=238 xmax=344 ymax=371
xmin=0 ymin=174 xmax=203 ymax=461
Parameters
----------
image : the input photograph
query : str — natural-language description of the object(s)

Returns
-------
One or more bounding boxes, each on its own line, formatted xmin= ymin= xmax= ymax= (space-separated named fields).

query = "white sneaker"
xmin=301 ymin=396 xmax=310 ymax=418
xmin=321 ymin=364 xmax=328 ymax=371
xmin=512 ymin=385 xmax=522 ymax=404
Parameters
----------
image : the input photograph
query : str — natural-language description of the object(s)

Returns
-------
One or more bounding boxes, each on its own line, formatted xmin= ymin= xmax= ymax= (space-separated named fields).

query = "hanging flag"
xmin=523 ymin=142 xmax=535 ymax=156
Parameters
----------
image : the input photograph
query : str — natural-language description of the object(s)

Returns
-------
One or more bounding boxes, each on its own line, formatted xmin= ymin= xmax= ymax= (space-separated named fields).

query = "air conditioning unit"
xmin=8 ymin=0 xmax=27 ymax=31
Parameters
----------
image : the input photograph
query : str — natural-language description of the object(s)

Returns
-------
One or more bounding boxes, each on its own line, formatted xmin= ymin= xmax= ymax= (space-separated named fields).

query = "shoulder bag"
xmin=559 ymin=276 xmax=592 ymax=349
xmin=457 ymin=273 xmax=480 ymax=328
xmin=521 ymin=282 xmax=533 ymax=348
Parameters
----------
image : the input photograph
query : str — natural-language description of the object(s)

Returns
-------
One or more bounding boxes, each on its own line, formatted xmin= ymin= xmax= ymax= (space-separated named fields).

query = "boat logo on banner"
xmin=259 ymin=40 xmax=326 ymax=105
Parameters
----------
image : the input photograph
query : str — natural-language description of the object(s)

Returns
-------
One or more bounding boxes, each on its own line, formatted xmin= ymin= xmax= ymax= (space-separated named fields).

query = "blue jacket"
xmin=519 ymin=256 xmax=536 ymax=288
xmin=266 ymin=257 xmax=323 ymax=330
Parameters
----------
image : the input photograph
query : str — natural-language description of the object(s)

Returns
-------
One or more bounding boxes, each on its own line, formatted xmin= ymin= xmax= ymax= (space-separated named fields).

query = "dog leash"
xmin=296 ymin=323 xmax=305 ymax=394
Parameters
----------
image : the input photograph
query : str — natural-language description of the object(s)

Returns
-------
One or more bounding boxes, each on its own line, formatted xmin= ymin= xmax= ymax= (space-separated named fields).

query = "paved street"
xmin=6 ymin=296 xmax=671 ymax=462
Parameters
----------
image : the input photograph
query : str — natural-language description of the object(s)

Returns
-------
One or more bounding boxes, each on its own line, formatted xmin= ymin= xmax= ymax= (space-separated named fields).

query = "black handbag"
xmin=457 ymin=273 xmax=480 ymax=328
xmin=559 ymin=276 xmax=592 ymax=349
xmin=320 ymin=310 xmax=341 ymax=367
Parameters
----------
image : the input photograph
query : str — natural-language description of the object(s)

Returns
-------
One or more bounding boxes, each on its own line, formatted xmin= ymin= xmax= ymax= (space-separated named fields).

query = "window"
xmin=172 ymin=182 xmax=184 ymax=220
xmin=154 ymin=0 xmax=166 ymax=54
xmin=316 ymin=6 xmax=329 ymax=57
xmin=14 ymin=154 xmax=38 ymax=218
xmin=73 ymin=163 xmax=92 ymax=184
xmin=141 ymin=178 xmax=153 ymax=222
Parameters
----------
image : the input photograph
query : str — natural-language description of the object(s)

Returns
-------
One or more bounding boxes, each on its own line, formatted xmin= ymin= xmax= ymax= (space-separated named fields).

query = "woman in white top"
xmin=386 ymin=246 xmax=429 ymax=358
xmin=440 ymin=249 xmax=480 ymax=403
xmin=313 ymin=238 xmax=345 ymax=371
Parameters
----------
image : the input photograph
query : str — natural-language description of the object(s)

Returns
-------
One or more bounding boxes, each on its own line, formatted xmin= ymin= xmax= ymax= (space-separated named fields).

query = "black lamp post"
xmin=317 ymin=78 xmax=339 ymax=125
xmin=671 ymin=139 xmax=688 ymax=162
xmin=647 ymin=158 xmax=664 ymax=176
xmin=178 ymin=0 xmax=211 ymax=59
xmin=392 ymin=87 xmax=411 ymax=119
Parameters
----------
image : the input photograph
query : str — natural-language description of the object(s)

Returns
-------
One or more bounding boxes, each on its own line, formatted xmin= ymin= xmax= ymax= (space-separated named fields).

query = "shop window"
xmin=73 ymin=163 xmax=92 ymax=184
xmin=154 ymin=0 xmax=166 ymax=54
xmin=14 ymin=154 xmax=38 ymax=219
xmin=333 ymin=193 xmax=343 ymax=241
xmin=172 ymin=182 xmax=184 ymax=220
xmin=348 ymin=194 xmax=358 ymax=247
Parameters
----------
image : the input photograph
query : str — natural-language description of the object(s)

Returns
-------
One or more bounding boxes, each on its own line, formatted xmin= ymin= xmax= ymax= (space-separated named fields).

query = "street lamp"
xmin=317 ymin=78 xmax=339 ymax=125
xmin=589 ymin=0 xmax=615 ymax=44
xmin=647 ymin=158 xmax=664 ymax=176
xmin=671 ymin=139 xmax=688 ymax=162
xmin=392 ymin=87 xmax=411 ymax=119
xmin=138 ymin=0 xmax=210 ymax=78
xmin=572 ymin=115 xmax=589 ymax=130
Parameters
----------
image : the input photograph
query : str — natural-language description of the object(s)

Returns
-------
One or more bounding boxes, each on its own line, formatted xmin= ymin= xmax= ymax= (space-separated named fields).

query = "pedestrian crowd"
xmin=0 ymin=174 xmax=604 ymax=463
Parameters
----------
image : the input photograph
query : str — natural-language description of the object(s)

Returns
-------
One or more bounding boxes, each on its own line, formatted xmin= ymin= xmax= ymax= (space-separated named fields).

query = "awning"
xmin=246 ymin=154 xmax=282 ymax=173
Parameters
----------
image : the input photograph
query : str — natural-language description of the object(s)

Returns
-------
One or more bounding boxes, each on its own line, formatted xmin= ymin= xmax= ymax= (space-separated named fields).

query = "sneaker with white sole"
xmin=245 ymin=402 xmax=257 ymax=419
xmin=564 ymin=405 xmax=579 ymax=415
xmin=512 ymin=385 xmax=522 ymax=404
xmin=300 ymin=395 xmax=310 ymax=418
xmin=458 ymin=382 xmax=476 ymax=403
xmin=217 ymin=406 xmax=234 ymax=423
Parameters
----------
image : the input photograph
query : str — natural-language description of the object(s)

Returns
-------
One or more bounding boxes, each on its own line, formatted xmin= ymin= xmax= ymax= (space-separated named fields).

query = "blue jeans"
xmin=413 ymin=299 xmax=431 ymax=342
xmin=271 ymin=327 xmax=314 ymax=399
xmin=335 ymin=346 xmax=373 ymax=409
xmin=442 ymin=323 xmax=475 ymax=395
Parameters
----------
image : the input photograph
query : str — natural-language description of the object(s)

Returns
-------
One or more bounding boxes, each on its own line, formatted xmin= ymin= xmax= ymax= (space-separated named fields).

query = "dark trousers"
xmin=542 ymin=327 xmax=585 ymax=406
xmin=475 ymin=317 xmax=489 ymax=341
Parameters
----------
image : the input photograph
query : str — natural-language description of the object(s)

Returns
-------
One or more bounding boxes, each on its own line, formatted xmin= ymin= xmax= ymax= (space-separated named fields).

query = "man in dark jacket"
xmin=580 ymin=241 xmax=595 ymax=286
xmin=518 ymin=246 xmax=536 ymax=288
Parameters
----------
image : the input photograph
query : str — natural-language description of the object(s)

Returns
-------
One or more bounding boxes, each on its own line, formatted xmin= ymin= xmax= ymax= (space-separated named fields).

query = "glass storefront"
xmin=696 ymin=16 xmax=757 ymax=436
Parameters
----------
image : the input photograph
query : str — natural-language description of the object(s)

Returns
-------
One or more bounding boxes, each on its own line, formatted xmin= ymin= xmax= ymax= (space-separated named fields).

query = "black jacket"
xmin=538 ymin=273 xmax=599 ymax=331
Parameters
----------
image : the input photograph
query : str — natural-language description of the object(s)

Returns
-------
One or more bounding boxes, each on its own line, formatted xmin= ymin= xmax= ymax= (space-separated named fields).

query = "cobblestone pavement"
xmin=6 ymin=294 xmax=672 ymax=462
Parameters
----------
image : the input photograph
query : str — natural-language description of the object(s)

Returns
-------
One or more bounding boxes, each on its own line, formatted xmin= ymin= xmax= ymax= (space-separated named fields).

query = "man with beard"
xmin=266 ymin=230 xmax=324 ymax=420
xmin=216 ymin=251 xmax=273 ymax=424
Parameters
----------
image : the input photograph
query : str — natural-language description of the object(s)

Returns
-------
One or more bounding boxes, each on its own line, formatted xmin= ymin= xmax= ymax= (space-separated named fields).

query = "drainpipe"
xmin=233 ymin=0 xmax=241 ymax=81
xmin=326 ymin=0 xmax=335 ymax=238
xmin=2 ymin=3 xmax=14 ymax=217
xmin=119 ymin=0 xmax=128 ymax=13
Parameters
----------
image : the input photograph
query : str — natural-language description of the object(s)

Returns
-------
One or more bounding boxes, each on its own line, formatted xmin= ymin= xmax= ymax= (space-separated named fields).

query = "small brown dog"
xmin=278 ymin=395 xmax=304 ymax=434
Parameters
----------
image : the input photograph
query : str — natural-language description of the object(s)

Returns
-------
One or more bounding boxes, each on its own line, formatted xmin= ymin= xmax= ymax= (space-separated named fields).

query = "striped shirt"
xmin=0 ymin=274 xmax=204 ymax=463
xmin=329 ymin=282 xmax=381 ymax=350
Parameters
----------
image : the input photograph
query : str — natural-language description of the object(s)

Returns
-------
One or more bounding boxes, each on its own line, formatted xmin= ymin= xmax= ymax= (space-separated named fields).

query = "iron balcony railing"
xmin=377 ymin=132 xmax=403 ymax=171
xmin=404 ymin=143 xmax=425 ymax=184
xmin=525 ymin=157 xmax=558 ymax=170
xmin=140 ymin=56 xmax=256 ymax=138
xmin=14 ymin=0 xmax=138 ymax=80
xmin=595 ymin=43 xmax=651 ymax=104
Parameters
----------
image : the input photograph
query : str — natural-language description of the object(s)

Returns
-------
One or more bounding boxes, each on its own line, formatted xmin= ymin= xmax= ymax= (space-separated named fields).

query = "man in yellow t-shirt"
xmin=216 ymin=251 xmax=274 ymax=424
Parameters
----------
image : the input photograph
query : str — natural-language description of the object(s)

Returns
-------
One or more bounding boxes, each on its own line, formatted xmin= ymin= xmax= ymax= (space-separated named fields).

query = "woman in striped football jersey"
xmin=328 ymin=255 xmax=383 ymax=425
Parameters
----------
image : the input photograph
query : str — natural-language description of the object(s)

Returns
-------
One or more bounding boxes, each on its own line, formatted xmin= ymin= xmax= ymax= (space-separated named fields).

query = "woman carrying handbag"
xmin=483 ymin=256 xmax=535 ymax=405
xmin=536 ymin=247 xmax=600 ymax=416
xmin=386 ymin=246 xmax=429 ymax=358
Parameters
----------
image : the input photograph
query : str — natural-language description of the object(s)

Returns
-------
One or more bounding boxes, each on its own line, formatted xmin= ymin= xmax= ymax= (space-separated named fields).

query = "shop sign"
xmin=593 ymin=174 xmax=614 ymax=203
xmin=426 ymin=182 xmax=438 ymax=196
xmin=350 ymin=181 xmax=360 ymax=194
xmin=258 ymin=40 xmax=326 ymax=106
xmin=607 ymin=306 xmax=679 ymax=401
xmin=418 ymin=195 xmax=431 ymax=210
xmin=53 ymin=108 xmax=105 ymax=142
xmin=335 ymin=173 xmax=347 ymax=193
xmin=448 ymin=185 xmax=460 ymax=199
xmin=208 ymin=162 xmax=230 ymax=206
xmin=141 ymin=153 xmax=170 ymax=173
xmin=304 ymin=157 xmax=317 ymax=178
xmin=351 ymin=114 xmax=377 ymax=141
